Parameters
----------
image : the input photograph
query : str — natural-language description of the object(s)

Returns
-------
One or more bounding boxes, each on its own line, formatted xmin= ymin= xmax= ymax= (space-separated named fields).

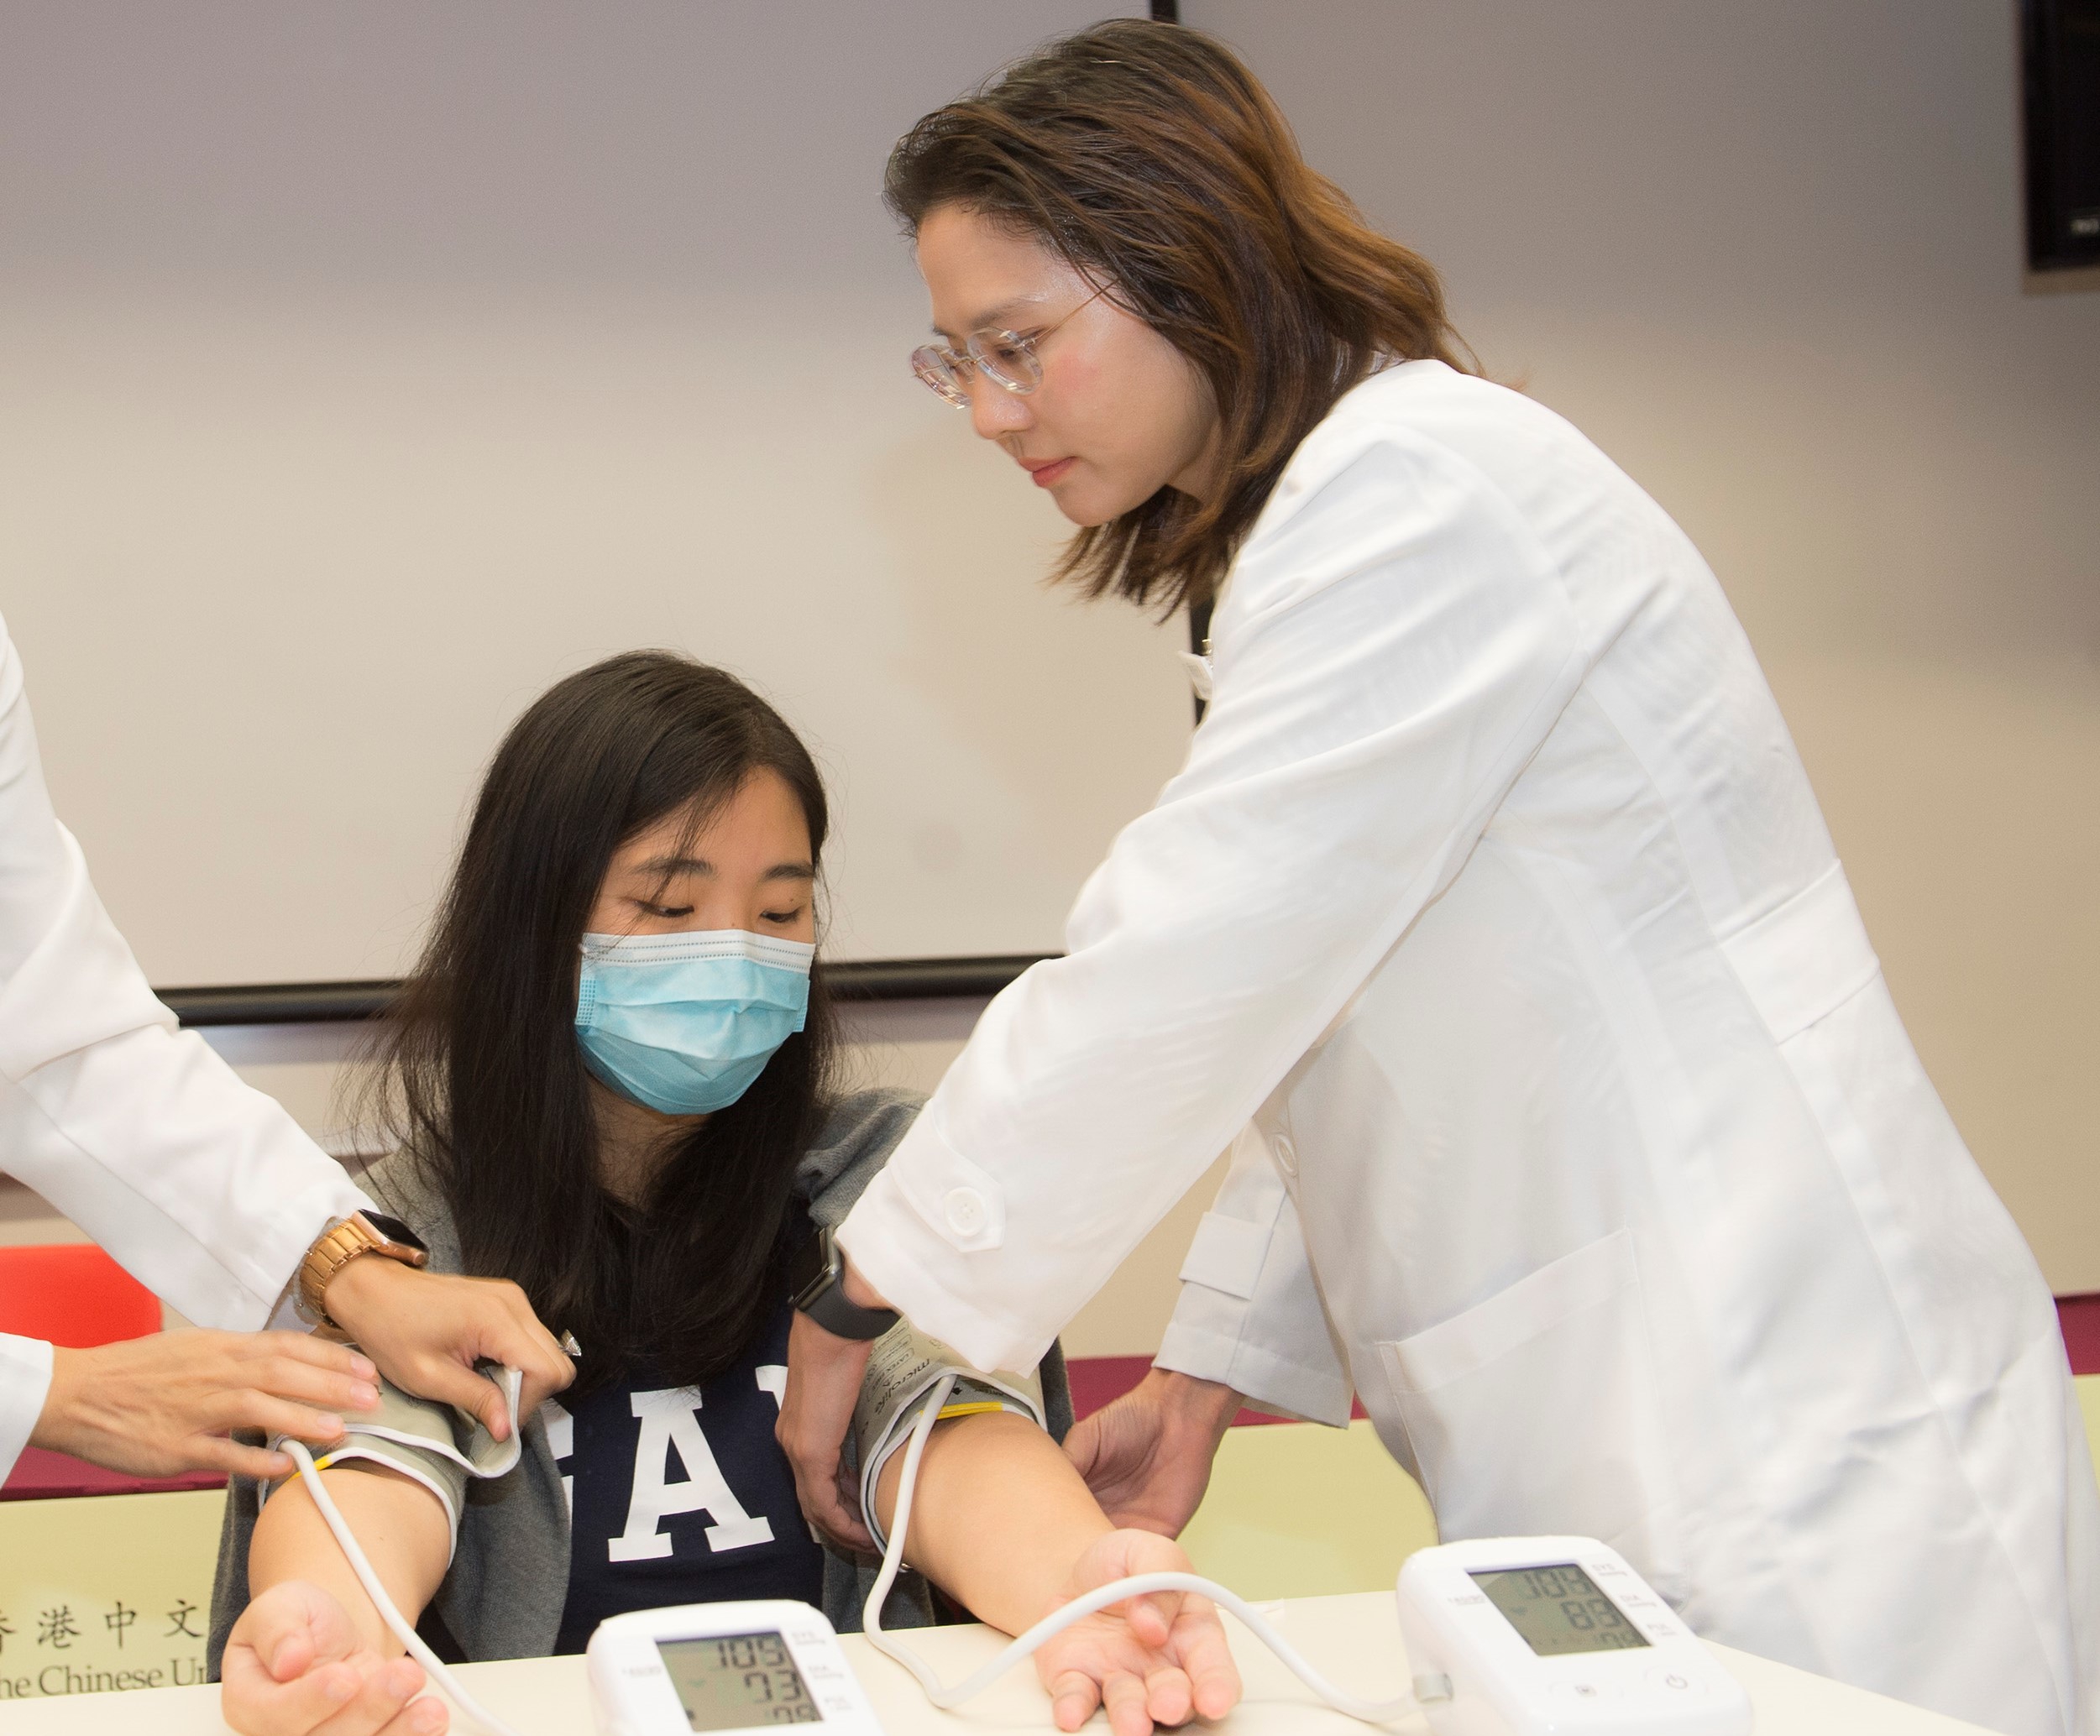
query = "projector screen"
xmin=0 ymin=1 xmax=1192 ymax=988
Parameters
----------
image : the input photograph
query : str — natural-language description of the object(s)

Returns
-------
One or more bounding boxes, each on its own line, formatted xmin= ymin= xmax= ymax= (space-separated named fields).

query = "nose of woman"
xmin=968 ymin=371 xmax=1034 ymax=443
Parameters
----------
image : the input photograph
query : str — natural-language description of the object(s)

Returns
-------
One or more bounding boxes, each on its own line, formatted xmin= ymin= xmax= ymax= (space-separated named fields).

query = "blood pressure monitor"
xmin=1397 ymin=1538 xmax=1751 ymax=1735
xmin=588 ymin=1601 xmax=884 ymax=1736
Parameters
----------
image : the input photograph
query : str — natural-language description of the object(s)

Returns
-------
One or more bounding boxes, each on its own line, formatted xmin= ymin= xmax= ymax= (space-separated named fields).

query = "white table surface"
xmin=3 ymin=1590 xmax=1998 ymax=1734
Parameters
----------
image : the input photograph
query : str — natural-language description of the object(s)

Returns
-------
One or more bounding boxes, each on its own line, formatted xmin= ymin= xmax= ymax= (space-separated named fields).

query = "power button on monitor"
xmin=1648 ymin=1668 xmax=1706 ymax=1696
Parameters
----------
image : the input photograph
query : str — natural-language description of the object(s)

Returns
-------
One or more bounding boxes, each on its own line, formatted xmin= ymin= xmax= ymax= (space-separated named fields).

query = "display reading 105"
xmin=1469 ymin=1564 xmax=1653 ymax=1657
xmin=657 ymin=1630 xmax=824 ymax=1729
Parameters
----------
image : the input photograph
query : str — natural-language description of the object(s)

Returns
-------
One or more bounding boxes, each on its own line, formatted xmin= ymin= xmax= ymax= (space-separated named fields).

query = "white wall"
xmin=0 ymin=1 xmax=1191 ymax=984
xmin=1187 ymin=0 xmax=2100 ymax=1292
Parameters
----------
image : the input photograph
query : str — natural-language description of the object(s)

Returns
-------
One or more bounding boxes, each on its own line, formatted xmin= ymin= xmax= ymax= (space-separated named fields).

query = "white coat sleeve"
xmin=0 ymin=616 xmax=369 ymax=1481
xmin=1154 ymin=1125 xmax=1354 ymax=1426
xmin=0 ymin=1332 xmax=54 ymax=1480
xmin=840 ymin=420 xmax=1589 ymax=1373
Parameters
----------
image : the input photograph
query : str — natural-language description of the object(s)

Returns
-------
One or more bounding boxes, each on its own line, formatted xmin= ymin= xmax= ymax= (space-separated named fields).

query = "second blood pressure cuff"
xmin=851 ymin=1321 xmax=1046 ymax=1553
xmin=266 ymin=1362 xmax=522 ymax=1561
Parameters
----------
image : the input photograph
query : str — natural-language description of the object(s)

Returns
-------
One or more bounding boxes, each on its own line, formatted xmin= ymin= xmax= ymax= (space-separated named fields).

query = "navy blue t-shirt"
xmin=549 ymin=1298 xmax=825 ymax=1655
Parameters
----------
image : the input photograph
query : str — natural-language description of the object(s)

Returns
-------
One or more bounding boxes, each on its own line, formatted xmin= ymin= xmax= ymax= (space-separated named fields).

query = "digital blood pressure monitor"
xmin=588 ymin=1601 xmax=884 ymax=1736
xmin=1396 ymin=1538 xmax=1751 ymax=1735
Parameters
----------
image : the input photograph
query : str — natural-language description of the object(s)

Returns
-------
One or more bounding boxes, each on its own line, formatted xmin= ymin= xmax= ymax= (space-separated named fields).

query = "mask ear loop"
xmin=857 ymin=1373 xmax=1435 ymax=1724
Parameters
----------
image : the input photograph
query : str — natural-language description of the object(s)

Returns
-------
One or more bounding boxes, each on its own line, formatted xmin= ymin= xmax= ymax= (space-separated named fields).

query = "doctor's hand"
xmin=778 ymin=1305 xmax=877 ymax=1553
xmin=1065 ymin=1368 xmax=1240 ymax=1538
xmin=29 ymin=1331 xmax=378 ymax=1480
xmin=222 ymin=1580 xmax=443 ymax=1736
xmin=322 ymin=1258 xmax=572 ymax=1443
xmin=1035 ymin=1529 xmax=1241 ymax=1735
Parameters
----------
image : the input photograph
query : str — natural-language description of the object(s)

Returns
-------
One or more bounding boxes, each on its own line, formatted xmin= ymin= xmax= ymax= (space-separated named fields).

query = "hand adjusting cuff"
xmin=296 ymin=1211 xmax=429 ymax=1330
xmin=792 ymin=1225 xmax=900 ymax=1341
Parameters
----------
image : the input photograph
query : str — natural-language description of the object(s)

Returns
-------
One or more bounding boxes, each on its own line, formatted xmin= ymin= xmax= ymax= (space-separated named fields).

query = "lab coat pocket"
xmin=1375 ymin=1229 xmax=1680 ymax=1581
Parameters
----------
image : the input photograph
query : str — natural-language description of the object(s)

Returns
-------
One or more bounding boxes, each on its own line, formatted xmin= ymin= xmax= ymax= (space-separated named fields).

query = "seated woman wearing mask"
xmin=211 ymin=652 xmax=1237 ymax=1736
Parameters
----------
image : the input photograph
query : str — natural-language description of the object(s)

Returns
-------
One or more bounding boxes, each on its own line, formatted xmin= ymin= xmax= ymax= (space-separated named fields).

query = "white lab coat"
xmin=0 ymin=614 xmax=368 ymax=1482
xmin=841 ymin=362 xmax=2100 ymax=1736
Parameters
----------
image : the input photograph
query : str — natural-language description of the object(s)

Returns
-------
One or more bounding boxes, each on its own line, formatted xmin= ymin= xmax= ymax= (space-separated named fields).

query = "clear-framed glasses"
xmin=909 ymin=284 xmax=1109 ymax=407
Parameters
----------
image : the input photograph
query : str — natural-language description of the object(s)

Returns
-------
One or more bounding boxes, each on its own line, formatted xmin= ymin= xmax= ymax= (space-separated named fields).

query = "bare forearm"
xmin=1155 ymin=1369 xmax=1241 ymax=1435
xmin=1062 ymin=1367 xmax=1240 ymax=1538
xmin=248 ymin=1467 xmax=450 ymax=1658
xmin=875 ymin=1413 xmax=1113 ymax=1636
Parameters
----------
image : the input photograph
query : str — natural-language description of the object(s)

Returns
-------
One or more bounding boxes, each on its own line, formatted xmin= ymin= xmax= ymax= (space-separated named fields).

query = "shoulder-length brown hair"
xmin=885 ymin=18 xmax=1475 ymax=616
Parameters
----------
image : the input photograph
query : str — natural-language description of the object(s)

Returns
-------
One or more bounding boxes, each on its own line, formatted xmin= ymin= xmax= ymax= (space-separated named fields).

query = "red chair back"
xmin=0 ymin=1244 xmax=160 ymax=1346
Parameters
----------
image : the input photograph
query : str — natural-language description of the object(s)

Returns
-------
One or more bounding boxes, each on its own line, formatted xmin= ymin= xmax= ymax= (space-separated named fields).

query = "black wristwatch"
xmin=791 ymin=1225 xmax=899 ymax=1341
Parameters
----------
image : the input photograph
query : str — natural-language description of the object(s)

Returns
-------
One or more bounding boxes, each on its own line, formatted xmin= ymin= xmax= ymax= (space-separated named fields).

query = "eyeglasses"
xmin=910 ymin=284 xmax=1109 ymax=407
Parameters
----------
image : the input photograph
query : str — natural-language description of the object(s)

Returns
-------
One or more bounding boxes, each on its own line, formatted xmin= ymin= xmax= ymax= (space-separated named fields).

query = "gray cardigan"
xmin=208 ymin=1089 xmax=1071 ymax=1675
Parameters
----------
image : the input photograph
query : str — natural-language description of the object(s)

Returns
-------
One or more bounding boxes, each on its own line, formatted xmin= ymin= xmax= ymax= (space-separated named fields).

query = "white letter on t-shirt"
xmin=608 ymin=1388 xmax=774 ymax=1562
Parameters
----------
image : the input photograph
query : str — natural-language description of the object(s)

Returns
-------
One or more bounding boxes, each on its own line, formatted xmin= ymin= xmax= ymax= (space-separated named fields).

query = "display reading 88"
xmin=657 ymin=1631 xmax=823 ymax=1729
xmin=1469 ymin=1564 xmax=1652 ymax=1657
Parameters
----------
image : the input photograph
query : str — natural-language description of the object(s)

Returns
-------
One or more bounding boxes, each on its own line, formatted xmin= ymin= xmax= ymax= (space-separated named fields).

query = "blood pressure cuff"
xmin=851 ymin=1320 xmax=1046 ymax=1554
xmin=264 ymin=1362 xmax=522 ymax=1564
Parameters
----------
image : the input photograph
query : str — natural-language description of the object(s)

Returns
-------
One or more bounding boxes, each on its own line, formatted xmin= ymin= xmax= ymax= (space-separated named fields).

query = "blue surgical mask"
xmin=574 ymin=928 xmax=814 ymax=1116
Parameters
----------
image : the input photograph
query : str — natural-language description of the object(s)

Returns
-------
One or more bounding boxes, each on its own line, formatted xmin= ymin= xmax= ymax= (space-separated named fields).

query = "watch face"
xmin=360 ymin=1212 xmax=428 ymax=1254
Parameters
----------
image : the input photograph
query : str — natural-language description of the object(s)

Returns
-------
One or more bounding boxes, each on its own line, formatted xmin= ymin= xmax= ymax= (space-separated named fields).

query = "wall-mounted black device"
xmin=2022 ymin=0 xmax=2100 ymax=271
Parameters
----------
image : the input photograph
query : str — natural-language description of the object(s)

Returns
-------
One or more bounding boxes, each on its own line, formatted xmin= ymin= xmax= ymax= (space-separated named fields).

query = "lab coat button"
xmin=1270 ymin=1133 xmax=1298 ymax=1175
xmin=944 ymin=1187 xmax=988 ymax=1236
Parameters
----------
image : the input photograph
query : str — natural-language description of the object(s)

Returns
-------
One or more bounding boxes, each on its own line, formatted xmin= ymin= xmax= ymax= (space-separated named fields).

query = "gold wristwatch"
xmin=296 ymin=1211 xmax=429 ymax=1330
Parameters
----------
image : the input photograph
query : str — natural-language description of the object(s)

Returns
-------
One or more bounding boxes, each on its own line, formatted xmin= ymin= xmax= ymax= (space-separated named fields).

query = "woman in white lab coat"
xmin=0 ymin=602 xmax=573 ymax=1492
xmin=778 ymin=22 xmax=2100 ymax=1736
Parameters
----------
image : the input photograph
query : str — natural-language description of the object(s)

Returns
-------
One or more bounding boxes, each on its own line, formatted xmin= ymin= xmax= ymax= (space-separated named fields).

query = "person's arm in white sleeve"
xmin=1063 ymin=1126 xmax=1353 ymax=1535
xmin=0 ymin=619 xmax=571 ymax=1474
xmin=0 ymin=621 xmax=367 ymax=1325
xmin=837 ymin=421 xmax=1589 ymax=1374
xmin=0 ymin=1332 xmax=54 ymax=1482
xmin=1155 ymin=1125 xmax=1352 ymax=1425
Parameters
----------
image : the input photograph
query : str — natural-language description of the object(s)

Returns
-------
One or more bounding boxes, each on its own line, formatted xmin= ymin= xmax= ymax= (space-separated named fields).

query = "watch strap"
xmin=296 ymin=1211 xmax=430 ymax=1328
xmin=792 ymin=1226 xmax=899 ymax=1341
xmin=800 ymin=1281 xmax=901 ymax=1341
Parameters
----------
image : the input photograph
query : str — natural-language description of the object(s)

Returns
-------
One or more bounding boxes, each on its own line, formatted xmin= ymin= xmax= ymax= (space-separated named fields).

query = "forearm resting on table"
xmin=874 ymin=1412 xmax=1113 ymax=1636
xmin=248 ymin=1464 xmax=451 ymax=1656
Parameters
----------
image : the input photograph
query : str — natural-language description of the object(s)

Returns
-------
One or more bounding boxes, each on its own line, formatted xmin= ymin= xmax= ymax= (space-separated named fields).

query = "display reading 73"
xmin=1468 ymin=1564 xmax=1653 ymax=1657
xmin=657 ymin=1630 xmax=823 ymax=1728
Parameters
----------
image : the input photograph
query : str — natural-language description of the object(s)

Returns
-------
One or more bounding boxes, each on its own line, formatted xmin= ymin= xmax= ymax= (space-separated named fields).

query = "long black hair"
xmin=366 ymin=651 xmax=835 ymax=1392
